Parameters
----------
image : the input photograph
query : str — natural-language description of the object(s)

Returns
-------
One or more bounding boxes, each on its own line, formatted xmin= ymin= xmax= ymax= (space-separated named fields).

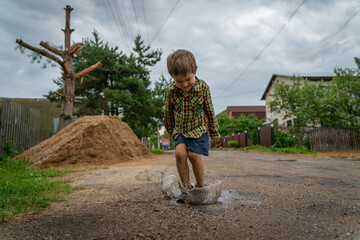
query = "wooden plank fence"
xmin=309 ymin=128 xmax=360 ymax=152
xmin=0 ymin=98 xmax=54 ymax=155
xmin=217 ymin=126 xmax=360 ymax=152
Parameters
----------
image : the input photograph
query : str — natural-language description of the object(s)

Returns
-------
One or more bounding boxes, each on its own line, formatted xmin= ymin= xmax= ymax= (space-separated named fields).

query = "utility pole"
xmin=16 ymin=5 xmax=101 ymax=129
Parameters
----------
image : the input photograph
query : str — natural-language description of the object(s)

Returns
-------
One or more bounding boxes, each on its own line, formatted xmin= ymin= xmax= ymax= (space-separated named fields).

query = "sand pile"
xmin=19 ymin=116 xmax=152 ymax=168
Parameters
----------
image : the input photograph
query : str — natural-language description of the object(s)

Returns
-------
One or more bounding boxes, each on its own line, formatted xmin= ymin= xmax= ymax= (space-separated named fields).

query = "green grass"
xmin=0 ymin=156 xmax=80 ymax=221
xmin=150 ymin=149 xmax=164 ymax=155
xmin=273 ymin=146 xmax=313 ymax=153
xmin=245 ymin=145 xmax=272 ymax=151
xmin=245 ymin=145 xmax=313 ymax=153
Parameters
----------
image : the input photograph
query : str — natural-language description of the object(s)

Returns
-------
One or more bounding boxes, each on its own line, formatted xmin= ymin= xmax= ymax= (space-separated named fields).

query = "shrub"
xmin=273 ymin=129 xmax=296 ymax=148
xmin=251 ymin=129 xmax=259 ymax=145
xmin=0 ymin=140 xmax=18 ymax=162
xmin=228 ymin=140 xmax=238 ymax=148
xmin=150 ymin=149 xmax=163 ymax=155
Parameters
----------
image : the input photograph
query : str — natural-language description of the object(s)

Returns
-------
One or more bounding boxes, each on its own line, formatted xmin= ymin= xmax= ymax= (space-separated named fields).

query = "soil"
xmin=18 ymin=116 xmax=152 ymax=168
xmin=1 ymin=150 xmax=359 ymax=239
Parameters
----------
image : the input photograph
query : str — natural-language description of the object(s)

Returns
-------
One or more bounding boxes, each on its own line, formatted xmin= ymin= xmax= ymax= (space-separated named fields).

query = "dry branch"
xmin=74 ymin=62 xmax=101 ymax=81
xmin=16 ymin=39 xmax=63 ymax=65
xmin=70 ymin=42 xmax=82 ymax=51
xmin=54 ymin=91 xmax=65 ymax=98
xmin=70 ymin=43 xmax=88 ymax=57
xmin=16 ymin=39 xmax=69 ymax=75
xmin=39 ymin=41 xmax=63 ymax=57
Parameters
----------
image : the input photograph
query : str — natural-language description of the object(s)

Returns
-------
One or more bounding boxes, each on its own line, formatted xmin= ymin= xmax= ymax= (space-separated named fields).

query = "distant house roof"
xmin=227 ymin=106 xmax=265 ymax=112
xmin=260 ymin=74 xmax=334 ymax=100
xmin=226 ymin=105 xmax=266 ymax=120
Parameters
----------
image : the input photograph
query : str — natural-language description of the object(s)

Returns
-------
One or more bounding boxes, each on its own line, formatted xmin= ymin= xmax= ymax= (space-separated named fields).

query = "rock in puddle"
xmin=161 ymin=175 xmax=223 ymax=205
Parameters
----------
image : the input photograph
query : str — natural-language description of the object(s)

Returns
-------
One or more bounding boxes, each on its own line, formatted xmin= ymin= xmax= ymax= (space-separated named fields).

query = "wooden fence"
xmin=217 ymin=126 xmax=273 ymax=148
xmin=217 ymin=126 xmax=360 ymax=152
xmin=0 ymin=98 xmax=54 ymax=155
xmin=309 ymin=128 xmax=360 ymax=152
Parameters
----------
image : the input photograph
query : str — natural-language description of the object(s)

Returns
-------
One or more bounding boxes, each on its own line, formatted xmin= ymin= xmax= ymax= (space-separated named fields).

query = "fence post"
xmin=245 ymin=131 xmax=248 ymax=146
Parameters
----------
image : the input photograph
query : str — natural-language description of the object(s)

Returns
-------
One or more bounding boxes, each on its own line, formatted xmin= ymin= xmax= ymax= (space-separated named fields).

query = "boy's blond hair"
xmin=167 ymin=49 xmax=198 ymax=77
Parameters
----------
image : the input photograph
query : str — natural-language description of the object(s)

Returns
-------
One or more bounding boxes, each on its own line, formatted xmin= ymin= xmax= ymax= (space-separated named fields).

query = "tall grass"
xmin=0 ymin=142 xmax=80 ymax=221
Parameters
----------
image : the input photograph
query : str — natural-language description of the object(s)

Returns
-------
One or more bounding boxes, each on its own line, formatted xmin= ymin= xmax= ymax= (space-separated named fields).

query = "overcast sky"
xmin=1 ymin=0 xmax=359 ymax=114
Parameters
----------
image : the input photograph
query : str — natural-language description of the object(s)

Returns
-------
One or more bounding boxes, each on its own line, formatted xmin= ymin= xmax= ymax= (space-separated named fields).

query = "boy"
xmin=164 ymin=49 xmax=220 ymax=203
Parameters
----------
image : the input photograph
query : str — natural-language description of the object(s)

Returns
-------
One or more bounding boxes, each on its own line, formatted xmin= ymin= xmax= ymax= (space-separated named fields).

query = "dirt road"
xmin=1 ymin=150 xmax=360 ymax=239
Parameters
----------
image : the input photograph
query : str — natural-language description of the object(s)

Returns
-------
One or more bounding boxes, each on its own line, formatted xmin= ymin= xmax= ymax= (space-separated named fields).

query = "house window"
xmin=286 ymin=119 xmax=292 ymax=127
xmin=271 ymin=105 xmax=276 ymax=113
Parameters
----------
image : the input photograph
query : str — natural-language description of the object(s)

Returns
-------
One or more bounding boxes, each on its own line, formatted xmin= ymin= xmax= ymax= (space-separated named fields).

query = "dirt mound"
xmin=19 ymin=116 xmax=152 ymax=168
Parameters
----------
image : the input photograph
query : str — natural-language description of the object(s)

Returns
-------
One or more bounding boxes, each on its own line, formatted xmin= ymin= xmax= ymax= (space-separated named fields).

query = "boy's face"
xmin=173 ymin=72 xmax=196 ymax=94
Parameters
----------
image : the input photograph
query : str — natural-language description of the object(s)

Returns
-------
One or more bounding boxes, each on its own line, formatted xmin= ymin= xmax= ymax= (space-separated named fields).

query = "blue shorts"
xmin=174 ymin=133 xmax=209 ymax=156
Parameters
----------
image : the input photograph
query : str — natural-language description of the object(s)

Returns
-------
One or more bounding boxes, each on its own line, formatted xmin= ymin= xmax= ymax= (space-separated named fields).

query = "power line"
xmin=118 ymin=0 xmax=134 ymax=41
xmin=151 ymin=0 xmax=181 ymax=44
xmin=141 ymin=0 xmax=150 ymax=44
xmin=215 ymin=0 xmax=307 ymax=98
xmin=296 ymin=7 xmax=360 ymax=72
xmin=214 ymin=88 xmax=264 ymax=99
xmin=112 ymin=0 xmax=133 ymax=50
xmin=104 ymin=0 xmax=131 ymax=52
xmin=102 ymin=0 xmax=117 ymax=42
xmin=132 ymin=0 xmax=141 ymax=35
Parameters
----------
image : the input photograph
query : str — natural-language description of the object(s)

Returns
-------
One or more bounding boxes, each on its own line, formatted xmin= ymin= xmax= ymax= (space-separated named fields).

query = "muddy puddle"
xmin=254 ymin=157 xmax=305 ymax=162
xmin=165 ymin=189 xmax=261 ymax=211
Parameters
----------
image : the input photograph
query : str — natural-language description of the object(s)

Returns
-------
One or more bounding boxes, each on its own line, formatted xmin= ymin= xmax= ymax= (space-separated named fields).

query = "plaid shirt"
xmin=164 ymin=77 xmax=220 ymax=140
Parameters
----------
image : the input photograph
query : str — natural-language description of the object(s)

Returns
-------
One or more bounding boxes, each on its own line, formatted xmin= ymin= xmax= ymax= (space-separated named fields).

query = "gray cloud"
xmin=1 ymin=0 xmax=359 ymax=114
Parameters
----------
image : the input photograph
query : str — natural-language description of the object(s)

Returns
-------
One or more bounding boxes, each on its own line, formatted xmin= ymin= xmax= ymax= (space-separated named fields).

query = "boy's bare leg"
xmin=188 ymin=151 xmax=204 ymax=187
xmin=175 ymin=143 xmax=191 ymax=187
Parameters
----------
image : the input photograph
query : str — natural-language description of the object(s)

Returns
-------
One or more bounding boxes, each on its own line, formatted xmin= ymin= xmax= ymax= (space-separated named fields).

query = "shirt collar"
xmin=170 ymin=77 xmax=201 ymax=93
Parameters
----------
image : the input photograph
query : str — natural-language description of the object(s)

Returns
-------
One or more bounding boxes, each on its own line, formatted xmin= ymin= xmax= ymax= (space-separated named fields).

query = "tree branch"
xmin=70 ymin=42 xmax=82 ymax=51
xmin=54 ymin=91 xmax=65 ymax=98
xmin=16 ymin=39 xmax=64 ymax=66
xmin=39 ymin=41 xmax=63 ymax=57
xmin=70 ymin=43 xmax=88 ymax=57
xmin=74 ymin=62 xmax=101 ymax=81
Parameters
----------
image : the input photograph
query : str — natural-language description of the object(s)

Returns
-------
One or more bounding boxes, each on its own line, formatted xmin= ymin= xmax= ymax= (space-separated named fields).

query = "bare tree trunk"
xmin=16 ymin=5 xmax=101 ymax=130
xmin=59 ymin=5 xmax=75 ymax=129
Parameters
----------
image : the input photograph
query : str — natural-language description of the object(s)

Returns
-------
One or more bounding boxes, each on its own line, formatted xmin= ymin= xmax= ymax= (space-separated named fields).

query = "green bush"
xmin=150 ymin=149 xmax=163 ymax=155
xmin=0 ymin=140 xmax=18 ymax=162
xmin=303 ymin=135 xmax=311 ymax=150
xmin=228 ymin=140 xmax=238 ymax=148
xmin=251 ymin=129 xmax=259 ymax=145
xmin=273 ymin=129 xmax=296 ymax=148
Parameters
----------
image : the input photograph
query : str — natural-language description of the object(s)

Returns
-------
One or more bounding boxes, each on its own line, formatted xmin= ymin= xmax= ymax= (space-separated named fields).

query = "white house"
xmin=261 ymin=74 xmax=334 ymax=126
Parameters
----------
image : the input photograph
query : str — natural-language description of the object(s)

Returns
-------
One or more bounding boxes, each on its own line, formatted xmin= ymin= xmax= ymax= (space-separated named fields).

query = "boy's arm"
xmin=164 ymin=89 xmax=175 ymax=137
xmin=203 ymin=84 xmax=220 ymax=140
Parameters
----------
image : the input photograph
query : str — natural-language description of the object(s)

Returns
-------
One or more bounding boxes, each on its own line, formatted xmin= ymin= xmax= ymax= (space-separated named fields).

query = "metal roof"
xmin=260 ymin=74 xmax=334 ymax=100
xmin=227 ymin=106 xmax=265 ymax=112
